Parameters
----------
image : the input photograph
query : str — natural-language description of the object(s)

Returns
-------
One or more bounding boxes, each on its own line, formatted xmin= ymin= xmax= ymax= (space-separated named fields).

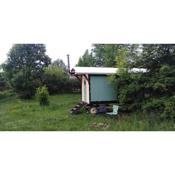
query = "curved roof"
xmin=71 ymin=67 xmax=147 ymax=75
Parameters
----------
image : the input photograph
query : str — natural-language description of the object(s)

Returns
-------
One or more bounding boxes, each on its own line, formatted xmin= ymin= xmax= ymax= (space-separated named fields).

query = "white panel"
xmin=86 ymin=74 xmax=90 ymax=104
xmin=81 ymin=75 xmax=90 ymax=104
xmin=81 ymin=76 xmax=84 ymax=102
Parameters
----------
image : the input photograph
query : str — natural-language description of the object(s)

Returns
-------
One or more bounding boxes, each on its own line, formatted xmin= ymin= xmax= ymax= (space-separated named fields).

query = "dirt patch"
xmin=91 ymin=122 xmax=109 ymax=129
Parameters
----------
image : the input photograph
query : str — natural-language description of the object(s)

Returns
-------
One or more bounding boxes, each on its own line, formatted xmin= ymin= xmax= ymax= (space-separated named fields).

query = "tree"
xmin=140 ymin=44 xmax=175 ymax=99
xmin=97 ymin=44 xmax=141 ymax=68
xmin=113 ymin=44 xmax=175 ymax=118
xmin=3 ymin=44 xmax=51 ymax=98
xmin=141 ymin=44 xmax=175 ymax=69
xmin=77 ymin=44 xmax=140 ymax=67
xmin=92 ymin=44 xmax=121 ymax=67
xmin=52 ymin=58 xmax=67 ymax=71
xmin=43 ymin=66 xmax=80 ymax=94
xmin=43 ymin=66 xmax=69 ymax=94
xmin=76 ymin=50 xmax=96 ymax=67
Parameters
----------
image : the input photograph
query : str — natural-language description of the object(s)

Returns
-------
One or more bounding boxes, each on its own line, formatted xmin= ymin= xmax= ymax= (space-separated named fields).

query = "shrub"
xmin=114 ymin=68 xmax=175 ymax=119
xmin=142 ymin=96 xmax=175 ymax=120
xmin=113 ymin=70 xmax=146 ymax=112
xmin=10 ymin=71 xmax=41 ymax=99
xmin=142 ymin=98 xmax=165 ymax=114
xmin=0 ymin=90 xmax=15 ymax=100
xmin=43 ymin=66 xmax=69 ymax=94
xmin=0 ymin=72 xmax=9 ymax=91
xmin=68 ymin=78 xmax=81 ymax=93
xmin=43 ymin=66 xmax=80 ymax=94
xmin=36 ymin=86 xmax=49 ymax=106
xmin=161 ymin=96 xmax=175 ymax=119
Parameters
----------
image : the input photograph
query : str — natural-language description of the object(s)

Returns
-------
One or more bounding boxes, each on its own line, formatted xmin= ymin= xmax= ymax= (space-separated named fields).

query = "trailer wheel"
xmin=90 ymin=107 xmax=97 ymax=114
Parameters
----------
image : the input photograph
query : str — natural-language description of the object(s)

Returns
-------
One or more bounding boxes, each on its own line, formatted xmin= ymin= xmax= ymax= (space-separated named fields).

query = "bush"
xmin=114 ymin=69 xmax=175 ymax=119
xmin=142 ymin=96 xmax=175 ymax=120
xmin=68 ymin=78 xmax=81 ymax=93
xmin=0 ymin=72 xmax=9 ymax=91
xmin=43 ymin=66 xmax=80 ymax=94
xmin=115 ymin=68 xmax=175 ymax=118
xmin=36 ymin=86 xmax=49 ymax=106
xmin=113 ymin=71 xmax=145 ymax=112
xmin=142 ymin=98 xmax=165 ymax=114
xmin=161 ymin=96 xmax=175 ymax=119
xmin=11 ymin=71 xmax=41 ymax=99
xmin=0 ymin=90 xmax=15 ymax=100
xmin=43 ymin=66 xmax=69 ymax=94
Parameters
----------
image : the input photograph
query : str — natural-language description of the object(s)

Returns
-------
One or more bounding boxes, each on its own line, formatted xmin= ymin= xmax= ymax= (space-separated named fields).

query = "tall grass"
xmin=0 ymin=93 xmax=174 ymax=131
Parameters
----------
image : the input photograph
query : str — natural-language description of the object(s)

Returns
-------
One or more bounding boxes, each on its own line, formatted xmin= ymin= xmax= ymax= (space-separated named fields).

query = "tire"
xmin=90 ymin=107 xmax=97 ymax=114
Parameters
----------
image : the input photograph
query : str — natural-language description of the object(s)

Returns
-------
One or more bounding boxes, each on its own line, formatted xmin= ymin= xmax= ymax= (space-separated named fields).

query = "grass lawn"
xmin=0 ymin=93 xmax=174 ymax=131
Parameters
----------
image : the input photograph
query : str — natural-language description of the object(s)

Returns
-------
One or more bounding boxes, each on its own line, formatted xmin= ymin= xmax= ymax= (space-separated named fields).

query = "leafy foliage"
xmin=113 ymin=44 xmax=175 ymax=119
xmin=36 ymin=86 xmax=49 ymax=106
xmin=77 ymin=50 xmax=96 ymax=67
xmin=92 ymin=44 xmax=122 ymax=67
xmin=52 ymin=58 xmax=67 ymax=71
xmin=162 ymin=96 xmax=175 ymax=119
xmin=0 ymin=90 xmax=14 ymax=100
xmin=77 ymin=44 xmax=140 ymax=67
xmin=43 ymin=66 xmax=69 ymax=94
xmin=0 ymin=72 xmax=9 ymax=91
xmin=3 ymin=44 xmax=51 ymax=99
xmin=10 ymin=71 xmax=41 ymax=99
xmin=68 ymin=78 xmax=81 ymax=93
xmin=43 ymin=66 xmax=80 ymax=94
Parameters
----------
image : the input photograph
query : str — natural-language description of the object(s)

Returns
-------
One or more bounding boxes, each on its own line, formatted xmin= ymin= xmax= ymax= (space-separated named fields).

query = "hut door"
xmin=84 ymin=79 xmax=86 ymax=102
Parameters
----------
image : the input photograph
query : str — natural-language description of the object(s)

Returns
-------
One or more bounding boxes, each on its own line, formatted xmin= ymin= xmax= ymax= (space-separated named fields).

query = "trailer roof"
xmin=71 ymin=67 xmax=147 ymax=75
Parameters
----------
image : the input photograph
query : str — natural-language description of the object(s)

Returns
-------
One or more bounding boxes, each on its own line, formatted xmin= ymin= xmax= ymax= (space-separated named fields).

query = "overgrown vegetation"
xmin=2 ymin=44 xmax=51 ymax=99
xmin=2 ymin=44 xmax=80 ymax=99
xmin=77 ymin=44 xmax=175 ymax=120
xmin=112 ymin=44 xmax=175 ymax=120
xmin=77 ymin=44 xmax=140 ymax=67
xmin=0 ymin=90 xmax=15 ymax=100
xmin=0 ymin=72 xmax=9 ymax=91
xmin=0 ymin=94 xmax=174 ymax=131
xmin=43 ymin=66 xmax=80 ymax=94
xmin=36 ymin=86 xmax=50 ymax=106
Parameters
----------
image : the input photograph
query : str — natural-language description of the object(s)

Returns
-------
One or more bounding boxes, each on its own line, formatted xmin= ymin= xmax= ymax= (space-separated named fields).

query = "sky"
xmin=0 ymin=0 xmax=174 ymax=69
xmin=0 ymin=43 xmax=92 ymax=69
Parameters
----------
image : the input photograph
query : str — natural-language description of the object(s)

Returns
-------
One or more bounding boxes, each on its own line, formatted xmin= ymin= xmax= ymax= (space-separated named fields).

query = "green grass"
xmin=0 ymin=93 xmax=175 ymax=131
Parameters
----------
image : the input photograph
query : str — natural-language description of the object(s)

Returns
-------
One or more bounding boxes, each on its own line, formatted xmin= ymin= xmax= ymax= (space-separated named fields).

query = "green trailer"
xmin=71 ymin=67 xmax=117 ymax=104
xmin=70 ymin=67 xmax=117 ymax=114
xmin=70 ymin=67 xmax=146 ymax=114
